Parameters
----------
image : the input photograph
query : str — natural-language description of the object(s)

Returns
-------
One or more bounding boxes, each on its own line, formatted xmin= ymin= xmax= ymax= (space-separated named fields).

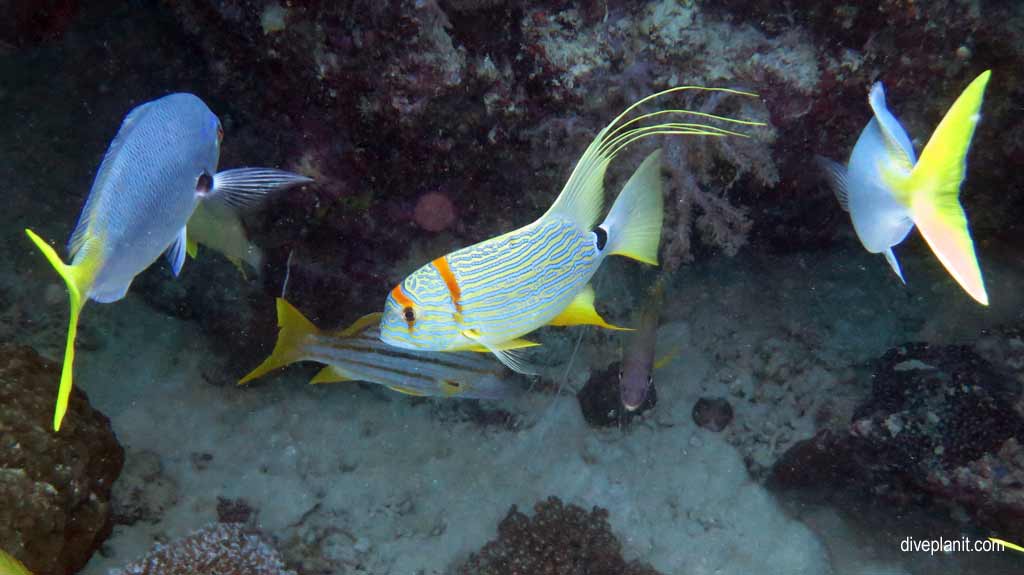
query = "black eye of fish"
xmin=196 ymin=172 xmax=213 ymax=195
xmin=593 ymin=226 xmax=608 ymax=251
xmin=403 ymin=307 xmax=415 ymax=322
xmin=618 ymin=370 xmax=623 ymax=381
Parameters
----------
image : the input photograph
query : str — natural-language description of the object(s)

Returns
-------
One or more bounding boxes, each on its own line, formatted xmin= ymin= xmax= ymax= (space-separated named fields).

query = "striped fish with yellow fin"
xmin=240 ymin=298 xmax=524 ymax=400
xmin=380 ymin=86 xmax=764 ymax=373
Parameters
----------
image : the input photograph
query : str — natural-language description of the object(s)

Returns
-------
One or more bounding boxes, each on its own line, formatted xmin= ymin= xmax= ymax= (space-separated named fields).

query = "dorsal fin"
xmin=867 ymin=82 xmax=916 ymax=175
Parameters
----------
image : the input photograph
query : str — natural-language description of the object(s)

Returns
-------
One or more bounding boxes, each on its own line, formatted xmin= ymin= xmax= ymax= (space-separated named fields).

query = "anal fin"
xmin=309 ymin=365 xmax=354 ymax=385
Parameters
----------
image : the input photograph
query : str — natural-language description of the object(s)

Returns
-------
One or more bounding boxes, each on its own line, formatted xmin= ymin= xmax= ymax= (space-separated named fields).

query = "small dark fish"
xmin=619 ymin=281 xmax=665 ymax=412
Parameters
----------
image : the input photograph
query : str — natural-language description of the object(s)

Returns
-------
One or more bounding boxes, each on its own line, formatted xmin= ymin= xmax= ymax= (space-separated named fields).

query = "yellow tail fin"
xmin=238 ymin=298 xmax=318 ymax=384
xmin=0 ymin=548 xmax=33 ymax=575
xmin=25 ymin=229 xmax=92 ymax=432
xmin=891 ymin=70 xmax=991 ymax=305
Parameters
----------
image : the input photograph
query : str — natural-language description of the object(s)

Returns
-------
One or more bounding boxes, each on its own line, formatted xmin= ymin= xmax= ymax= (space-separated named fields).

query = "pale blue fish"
xmin=25 ymin=92 xmax=313 ymax=430
xmin=380 ymin=86 xmax=764 ymax=373
xmin=239 ymin=299 xmax=523 ymax=400
xmin=818 ymin=71 xmax=991 ymax=305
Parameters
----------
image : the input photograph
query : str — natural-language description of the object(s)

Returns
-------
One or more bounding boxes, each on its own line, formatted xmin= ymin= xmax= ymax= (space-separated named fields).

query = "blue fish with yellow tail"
xmin=239 ymin=298 xmax=523 ymax=400
xmin=380 ymin=86 xmax=764 ymax=373
xmin=25 ymin=93 xmax=312 ymax=431
xmin=818 ymin=70 xmax=991 ymax=305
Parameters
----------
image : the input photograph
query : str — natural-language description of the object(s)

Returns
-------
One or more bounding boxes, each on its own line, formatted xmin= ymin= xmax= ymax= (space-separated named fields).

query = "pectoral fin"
xmin=548 ymin=285 xmax=631 ymax=330
xmin=461 ymin=330 xmax=539 ymax=375
xmin=815 ymin=156 xmax=851 ymax=211
xmin=210 ymin=168 xmax=313 ymax=209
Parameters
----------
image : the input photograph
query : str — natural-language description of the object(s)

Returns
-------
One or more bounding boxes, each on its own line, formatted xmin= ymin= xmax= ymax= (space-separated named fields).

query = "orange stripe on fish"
xmin=431 ymin=255 xmax=463 ymax=314
xmin=390 ymin=284 xmax=416 ymax=329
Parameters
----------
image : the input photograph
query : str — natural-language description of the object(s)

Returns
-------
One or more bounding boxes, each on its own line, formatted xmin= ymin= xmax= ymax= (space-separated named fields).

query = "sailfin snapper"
xmin=240 ymin=298 xmax=524 ymax=400
xmin=818 ymin=70 xmax=991 ymax=305
xmin=381 ymin=86 xmax=765 ymax=373
xmin=25 ymin=93 xmax=312 ymax=431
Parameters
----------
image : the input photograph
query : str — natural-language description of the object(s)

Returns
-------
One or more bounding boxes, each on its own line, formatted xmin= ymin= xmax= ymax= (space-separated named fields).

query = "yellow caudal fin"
xmin=602 ymin=149 xmax=665 ymax=264
xmin=25 ymin=229 xmax=95 ymax=432
xmin=895 ymin=70 xmax=991 ymax=305
xmin=0 ymin=548 xmax=33 ymax=575
xmin=238 ymin=298 xmax=318 ymax=384
xmin=549 ymin=284 xmax=631 ymax=330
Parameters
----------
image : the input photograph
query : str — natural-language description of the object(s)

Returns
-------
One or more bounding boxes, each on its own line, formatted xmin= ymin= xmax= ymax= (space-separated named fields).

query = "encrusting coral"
xmin=457 ymin=496 xmax=663 ymax=575
xmin=108 ymin=522 xmax=296 ymax=575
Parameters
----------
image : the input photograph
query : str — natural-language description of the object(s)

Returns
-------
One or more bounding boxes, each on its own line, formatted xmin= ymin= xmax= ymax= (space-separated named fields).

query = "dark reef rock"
xmin=108 ymin=522 xmax=296 ymax=575
xmin=456 ymin=496 xmax=662 ymax=575
xmin=770 ymin=341 xmax=1024 ymax=540
xmin=692 ymin=397 xmax=734 ymax=432
xmin=0 ymin=343 xmax=124 ymax=575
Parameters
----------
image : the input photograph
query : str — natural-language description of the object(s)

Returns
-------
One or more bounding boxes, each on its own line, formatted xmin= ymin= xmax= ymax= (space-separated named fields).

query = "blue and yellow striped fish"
xmin=380 ymin=86 xmax=763 ymax=373
xmin=239 ymin=298 xmax=524 ymax=400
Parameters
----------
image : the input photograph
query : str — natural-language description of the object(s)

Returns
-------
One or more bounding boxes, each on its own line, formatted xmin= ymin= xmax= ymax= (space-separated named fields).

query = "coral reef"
xmin=456 ymin=496 xmax=663 ymax=575
xmin=770 ymin=341 xmax=1024 ymax=541
xmin=692 ymin=397 xmax=734 ymax=432
xmin=0 ymin=344 xmax=124 ymax=575
xmin=108 ymin=522 xmax=296 ymax=575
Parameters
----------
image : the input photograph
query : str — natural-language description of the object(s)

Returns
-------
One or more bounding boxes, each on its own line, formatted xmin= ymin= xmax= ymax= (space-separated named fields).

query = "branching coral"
xmin=661 ymin=93 xmax=777 ymax=268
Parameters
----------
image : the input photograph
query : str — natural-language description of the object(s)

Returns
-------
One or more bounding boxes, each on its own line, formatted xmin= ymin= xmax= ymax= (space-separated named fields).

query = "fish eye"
xmin=647 ymin=375 xmax=653 ymax=385
xmin=403 ymin=306 xmax=415 ymax=323
xmin=618 ymin=370 xmax=623 ymax=381
xmin=196 ymin=172 xmax=213 ymax=195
